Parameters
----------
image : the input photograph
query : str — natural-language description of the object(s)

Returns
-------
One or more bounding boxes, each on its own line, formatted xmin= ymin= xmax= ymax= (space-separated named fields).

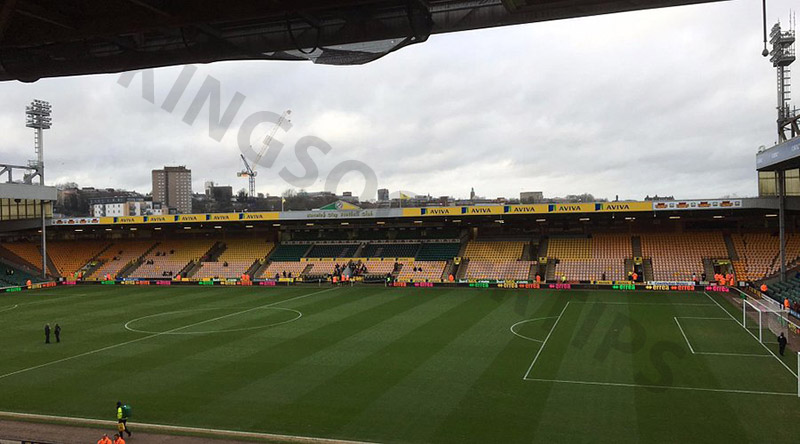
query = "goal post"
xmin=742 ymin=298 xmax=764 ymax=343
xmin=738 ymin=290 xmax=798 ymax=345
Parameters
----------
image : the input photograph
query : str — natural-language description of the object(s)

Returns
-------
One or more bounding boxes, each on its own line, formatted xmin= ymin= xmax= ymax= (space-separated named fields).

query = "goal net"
xmin=742 ymin=297 xmax=791 ymax=345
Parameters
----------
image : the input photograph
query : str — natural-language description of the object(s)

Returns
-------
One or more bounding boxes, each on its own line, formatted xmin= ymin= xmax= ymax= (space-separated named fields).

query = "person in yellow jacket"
xmin=116 ymin=401 xmax=132 ymax=438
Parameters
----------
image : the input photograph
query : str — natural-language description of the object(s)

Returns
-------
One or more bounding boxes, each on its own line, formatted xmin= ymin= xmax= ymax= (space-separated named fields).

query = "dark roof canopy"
xmin=0 ymin=0 xmax=726 ymax=82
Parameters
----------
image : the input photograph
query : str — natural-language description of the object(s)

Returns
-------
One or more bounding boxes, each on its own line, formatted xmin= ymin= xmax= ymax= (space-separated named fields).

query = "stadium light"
xmin=306 ymin=223 xmax=314 ymax=226
xmin=341 ymin=222 xmax=349 ymax=225
xmin=536 ymin=218 xmax=546 ymax=222
xmin=414 ymin=220 xmax=423 ymax=224
xmin=766 ymin=214 xmax=778 ymax=217
xmin=74 ymin=229 xmax=83 ymax=232
xmin=245 ymin=225 xmax=254 ymax=228
xmin=154 ymin=227 xmax=162 ymax=230
xmin=26 ymin=99 xmax=52 ymax=280
xmin=105 ymin=228 xmax=112 ymax=231
xmin=376 ymin=221 xmax=385 ymax=225
xmin=713 ymin=215 xmax=724 ymax=219
xmin=273 ymin=223 xmax=281 ymax=227
xmin=669 ymin=216 xmax=680 ymax=220
xmin=579 ymin=217 xmax=590 ymax=221
xmin=183 ymin=226 xmax=192 ymax=229
xmin=452 ymin=219 xmax=461 ymax=223
xmin=130 ymin=227 xmax=137 ymax=231
xmin=214 ymin=225 xmax=222 ymax=229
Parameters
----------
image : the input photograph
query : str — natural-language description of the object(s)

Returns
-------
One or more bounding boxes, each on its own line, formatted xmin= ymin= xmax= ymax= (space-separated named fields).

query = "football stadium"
xmin=1 ymin=1 xmax=800 ymax=443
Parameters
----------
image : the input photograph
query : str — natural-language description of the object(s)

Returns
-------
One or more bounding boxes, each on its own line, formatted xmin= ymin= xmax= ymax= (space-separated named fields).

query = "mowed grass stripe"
xmin=3 ymin=287 xmax=800 ymax=444
xmin=631 ymin=302 xmax=751 ymax=443
xmin=0 ymin=288 xmax=335 ymax=388
xmin=0 ymin=288 xmax=354 ymax=422
xmin=263 ymin=290 xmax=504 ymax=441
xmin=427 ymin=293 xmax=570 ymax=443
xmin=106 ymin=287 xmax=440 ymax=432
xmin=214 ymin=288 xmax=467 ymax=423
xmin=0 ymin=286 xmax=282 ymax=373
xmin=338 ymin=290 xmax=548 ymax=442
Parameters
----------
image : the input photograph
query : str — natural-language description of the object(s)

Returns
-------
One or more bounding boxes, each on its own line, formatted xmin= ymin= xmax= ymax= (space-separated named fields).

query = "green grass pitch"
xmin=0 ymin=285 xmax=798 ymax=443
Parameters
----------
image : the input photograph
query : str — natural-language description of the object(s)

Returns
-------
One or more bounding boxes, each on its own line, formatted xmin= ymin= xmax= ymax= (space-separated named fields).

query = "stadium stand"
xmin=463 ymin=241 xmax=524 ymax=260
xmin=129 ymin=239 xmax=215 ymax=278
xmin=305 ymin=244 xmax=358 ymax=258
xmin=549 ymin=234 xmax=630 ymax=281
xmin=1 ymin=241 xmax=44 ymax=271
xmin=47 ymin=240 xmax=110 ymax=277
xmin=464 ymin=260 xmax=532 ymax=280
xmin=362 ymin=243 xmax=420 ymax=258
xmin=87 ymin=240 xmax=156 ymax=280
xmin=397 ymin=260 xmax=447 ymax=281
xmin=415 ymin=242 xmax=461 ymax=261
xmin=0 ymin=262 xmax=42 ymax=286
xmin=732 ymin=233 xmax=800 ymax=282
xmin=640 ymin=232 xmax=728 ymax=281
xmin=268 ymin=244 xmax=310 ymax=261
xmin=764 ymin=275 xmax=800 ymax=312
xmin=360 ymin=260 xmax=398 ymax=277
xmin=194 ymin=239 xmax=274 ymax=279
xmin=262 ymin=261 xmax=309 ymax=278
xmin=460 ymin=241 xmax=528 ymax=280
xmin=305 ymin=260 xmax=353 ymax=276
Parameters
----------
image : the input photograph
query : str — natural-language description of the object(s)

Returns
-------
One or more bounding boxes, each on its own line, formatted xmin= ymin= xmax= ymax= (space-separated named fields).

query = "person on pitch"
xmin=97 ymin=434 xmax=112 ymax=444
xmin=54 ymin=323 xmax=61 ymax=343
xmin=113 ymin=433 xmax=126 ymax=444
xmin=44 ymin=323 xmax=51 ymax=344
xmin=777 ymin=332 xmax=788 ymax=356
xmin=116 ymin=401 xmax=132 ymax=438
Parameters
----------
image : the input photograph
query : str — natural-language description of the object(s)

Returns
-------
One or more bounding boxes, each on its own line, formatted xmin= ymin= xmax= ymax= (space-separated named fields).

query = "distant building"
xmin=377 ymin=188 xmax=389 ymax=201
xmin=339 ymin=191 xmax=359 ymax=204
xmin=209 ymin=185 xmax=233 ymax=202
xmin=90 ymin=196 xmax=160 ymax=217
xmin=520 ymin=191 xmax=544 ymax=204
xmin=152 ymin=166 xmax=192 ymax=214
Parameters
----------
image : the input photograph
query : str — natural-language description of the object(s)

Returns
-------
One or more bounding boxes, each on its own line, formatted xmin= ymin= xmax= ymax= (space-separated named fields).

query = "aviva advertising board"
xmin=404 ymin=201 xmax=653 ymax=217
xmin=56 ymin=201 xmax=657 ymax=226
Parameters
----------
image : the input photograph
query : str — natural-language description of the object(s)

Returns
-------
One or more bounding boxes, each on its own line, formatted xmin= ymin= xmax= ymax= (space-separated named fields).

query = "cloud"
xmin=0 ymin=0 xmax=792 ymax=201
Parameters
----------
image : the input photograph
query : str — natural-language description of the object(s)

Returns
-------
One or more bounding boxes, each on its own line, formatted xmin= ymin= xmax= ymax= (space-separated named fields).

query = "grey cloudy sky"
xmin=0 ymin=0 xmax=794 ymax=201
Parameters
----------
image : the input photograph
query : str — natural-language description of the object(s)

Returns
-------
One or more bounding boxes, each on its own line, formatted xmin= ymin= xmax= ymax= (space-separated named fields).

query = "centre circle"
xmin=124 ymin=307 xmax=302 ymax=335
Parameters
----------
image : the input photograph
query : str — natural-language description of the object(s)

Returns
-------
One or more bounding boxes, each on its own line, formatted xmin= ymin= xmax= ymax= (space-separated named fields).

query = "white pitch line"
xmin=570 ymin=301 xmax=716 ymax=306
xmin=694 ymin=352 xmax=772 ymax=358
xmin=522 ymin=302 xmax=569 ymax=380
xmin=677 ymin=316 xmax=733 ymax=320
xmin=509 ymin=317 xmax=559 ymax=343
xmin=0 ymin=304 xmax=18 ymax=314
xmin=674 ymin=317 xmax=695 ymax=354
xmin=0 ymin=410 xmax=374 ymax=444
xmin=0 ymin=287 xmax=337 ymax=381
xmin=522 ymin=377 xmax=798 ymax=397
xmin=703 ymin=291 xmax=798 ymax=378
xmin=124 ymin=306 xmax=303 ymax=335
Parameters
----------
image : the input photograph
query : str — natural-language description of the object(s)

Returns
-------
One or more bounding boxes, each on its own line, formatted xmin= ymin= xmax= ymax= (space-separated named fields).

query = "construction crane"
xmin=237 ymin=109 xmax=291 ymax=198
xmin=237 ymin=154 xmax=256 ymax=198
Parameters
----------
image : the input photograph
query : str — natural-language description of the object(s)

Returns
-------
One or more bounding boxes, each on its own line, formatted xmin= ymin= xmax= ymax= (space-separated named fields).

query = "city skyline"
xmin=0 ymin=0 xmax=794 ymax=202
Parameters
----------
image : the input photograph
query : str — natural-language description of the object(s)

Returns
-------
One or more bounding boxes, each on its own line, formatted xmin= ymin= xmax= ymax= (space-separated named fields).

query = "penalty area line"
xmin=0 ymin=410 xmax=374 ymax=444
xmin=0 ymin=287 xmax=337 ymax=381
xmin=522 ymin=378 xmax=797 ymax=397
xmin=703 ymin=291 xmax=798 ymax=378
